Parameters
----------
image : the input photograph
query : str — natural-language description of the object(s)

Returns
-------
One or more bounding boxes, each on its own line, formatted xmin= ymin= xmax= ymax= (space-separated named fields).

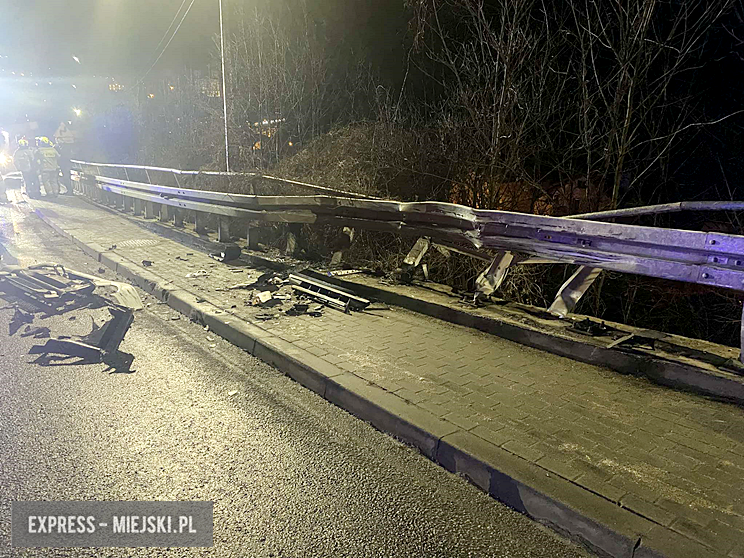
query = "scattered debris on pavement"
xmin=0 ymin=264 xmax=138 ymax=371
xmin=186 ymin=270 xmax=209 ymax=278
xmin=0 ymin=264 xmax=96 ymax=313
xmin=142 ymin=260 xmax=153 ymax=267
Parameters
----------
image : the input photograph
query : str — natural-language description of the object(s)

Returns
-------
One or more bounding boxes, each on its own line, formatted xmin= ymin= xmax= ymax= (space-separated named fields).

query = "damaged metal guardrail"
xmin=70 ymin=160 xmax=744 ymax=361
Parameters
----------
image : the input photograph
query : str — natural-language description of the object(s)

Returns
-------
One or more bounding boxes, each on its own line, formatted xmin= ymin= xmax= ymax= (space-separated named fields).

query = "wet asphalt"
xmin=0 ymin=189 xmax=591 ymax=557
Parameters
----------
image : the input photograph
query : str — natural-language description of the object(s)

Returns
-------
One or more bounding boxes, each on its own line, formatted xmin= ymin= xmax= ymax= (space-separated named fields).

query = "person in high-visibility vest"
xmin=54 ymin=121 xmax=75 ymax=195
xmin=13 ymin=138 xmax=41 ymax=199
xmin=36 ymin=136 xmax=60 ymax=198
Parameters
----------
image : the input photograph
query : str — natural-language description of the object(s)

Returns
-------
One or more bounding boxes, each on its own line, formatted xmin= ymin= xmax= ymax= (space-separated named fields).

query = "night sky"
xmin=0 ymin=0 xmax=217 ymax=77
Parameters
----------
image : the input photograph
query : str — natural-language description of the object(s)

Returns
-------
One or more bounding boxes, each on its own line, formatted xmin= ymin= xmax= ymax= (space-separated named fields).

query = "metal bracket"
xmin=331 ymin=227 xmax=355 ymax=266
xmin=548 ymin=266 xmax=601 ymax=318
xmin=475 ymin=251 xmax=517 ymax=297
xmin=403 ymin=237 xmax=430 ymax=267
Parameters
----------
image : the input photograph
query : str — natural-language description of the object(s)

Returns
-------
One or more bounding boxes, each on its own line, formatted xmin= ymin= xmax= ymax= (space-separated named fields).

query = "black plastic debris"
xmin=569 ymin=318 xmax=614 ymax=337
xmin=209 ymin=244 xmax=241 ymax=263
xmin=142 ymin=260 xmax=153 ymax=267
xmin=29 ymin=306 xmax=134 ymax=364
xmin=286 ymin=303 xmax=309 ymax=316
xmin=29 ymin=339 xmax=103 ymax=362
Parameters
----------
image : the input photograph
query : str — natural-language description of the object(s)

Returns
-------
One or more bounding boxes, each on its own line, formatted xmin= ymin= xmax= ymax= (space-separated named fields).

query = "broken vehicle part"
xmin=64 ymin=269 xmax=143 ymax=310
xmin=0 ymin=265 xmax=96 ymax=312
xmin=568 ymin=318 xmax=615 ymax=337
xmin=88 ymin=306 xmax=134 ymax=354
xmin=289 ymin=274 xmax=369 ymax=312
xmin=29 ymin=339 xmax=103 ymax=363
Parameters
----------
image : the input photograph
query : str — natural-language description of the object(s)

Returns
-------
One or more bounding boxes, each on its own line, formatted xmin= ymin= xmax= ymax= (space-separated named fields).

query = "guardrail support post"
xmin=133 ymin=199 xmax=143 ymax=216
xmin=174 ymin=209 xmax=184 ymax=227
xmin=195 ymin=212 xmax=208 ymax=235
xmin=123 ymin=196 xmax=132 ymax=213
xmin=246 ymin=224 xmax=259 ymax=250
xmin=83 ymin=176 xmax=95 ymax=198
xmin=144 ymin=201 xmax=156 ymax=219
xmin=159 ymin=204 xmax=170 ymax=222
xmin=218 ymin=217 xmax=231 ymax=242
xmin=548 ymin=266 xmax=602 ymax=318
xmin=285 ymin=224 xmax=302 ymax=255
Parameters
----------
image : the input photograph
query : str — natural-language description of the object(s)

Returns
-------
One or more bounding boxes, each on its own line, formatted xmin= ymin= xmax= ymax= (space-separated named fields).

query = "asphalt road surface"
xmin=0 ymin=188 xmax=591 ymax=557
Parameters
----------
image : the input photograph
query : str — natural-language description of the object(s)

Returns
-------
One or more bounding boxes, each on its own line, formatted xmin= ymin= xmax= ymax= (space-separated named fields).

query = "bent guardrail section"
xmin=70 ymin=159 xmax=744 ymax=362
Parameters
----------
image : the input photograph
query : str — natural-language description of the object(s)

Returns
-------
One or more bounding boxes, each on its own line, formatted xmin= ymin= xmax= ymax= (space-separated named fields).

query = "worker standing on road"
xmin=54 ymin=121 xmax=75 ymax=195
xmin=36 ymin=136 xmax=60 ymax=198
xmin=13 ymin=138 xmax=41 ymax=199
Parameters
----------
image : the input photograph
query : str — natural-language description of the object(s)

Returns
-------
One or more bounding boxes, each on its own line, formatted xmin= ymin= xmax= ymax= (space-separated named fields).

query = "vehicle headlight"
xmin=0 ymin=154 xmax=11 ymax=167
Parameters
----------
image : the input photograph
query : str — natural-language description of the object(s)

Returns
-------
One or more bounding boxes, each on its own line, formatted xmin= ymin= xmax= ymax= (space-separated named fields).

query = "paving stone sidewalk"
xmin=26 ymin=194 xmax=744 ymax=557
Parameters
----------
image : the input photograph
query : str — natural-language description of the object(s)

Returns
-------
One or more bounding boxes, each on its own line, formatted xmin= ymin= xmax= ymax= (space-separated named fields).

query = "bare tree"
xmin=409 ymin=0 xmax=738 ymax=211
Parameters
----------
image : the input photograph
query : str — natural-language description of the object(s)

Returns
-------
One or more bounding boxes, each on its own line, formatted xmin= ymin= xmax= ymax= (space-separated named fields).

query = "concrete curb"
xmin=31 ymin=203 xmax=720 ymax=558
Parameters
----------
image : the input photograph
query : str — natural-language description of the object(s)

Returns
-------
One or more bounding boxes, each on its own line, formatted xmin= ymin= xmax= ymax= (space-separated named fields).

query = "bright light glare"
xmin=73 ymin=108 xmax=82 ymax=117
xmin=72 ymin=56 xmax=81 ymax=64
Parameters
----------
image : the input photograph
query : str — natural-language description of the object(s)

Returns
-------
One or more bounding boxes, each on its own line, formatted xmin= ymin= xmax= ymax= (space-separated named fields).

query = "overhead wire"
xmin=131 ymin=0 xmax=196 ymax=89
xmin=150 ymin=0 xmax=190 ymax=59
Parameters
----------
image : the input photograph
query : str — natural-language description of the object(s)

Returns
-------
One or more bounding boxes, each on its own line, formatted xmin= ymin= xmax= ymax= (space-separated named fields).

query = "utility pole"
xmin=219 ymin=0 xmax=230 ymax=172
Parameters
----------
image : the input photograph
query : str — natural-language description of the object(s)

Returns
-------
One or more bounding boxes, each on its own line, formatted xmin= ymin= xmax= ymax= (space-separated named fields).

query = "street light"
xmin=219 ymin=0 xmax=230 ymax=172
xmin=73 ymin=108 xmax=82 ymax=117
